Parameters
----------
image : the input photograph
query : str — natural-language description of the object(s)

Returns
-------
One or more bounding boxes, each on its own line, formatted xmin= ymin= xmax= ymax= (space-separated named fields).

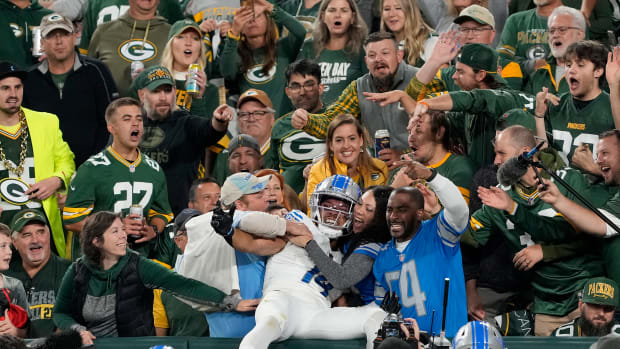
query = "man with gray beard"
xmin=135 ymin=66 xmax=231 ymax=215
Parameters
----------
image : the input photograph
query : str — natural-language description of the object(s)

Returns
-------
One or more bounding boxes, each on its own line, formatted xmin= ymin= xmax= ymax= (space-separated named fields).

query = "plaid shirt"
xmin=303 ymin=80 xmax=361 ymax=139
xmin=405 ymin=75 xmax=447 ymax=100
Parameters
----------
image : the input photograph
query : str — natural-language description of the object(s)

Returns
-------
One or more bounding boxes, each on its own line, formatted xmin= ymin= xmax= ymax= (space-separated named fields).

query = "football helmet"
xmin=309 ymin=175 xmax=361 ymax=238
xmin=452 ymin=321 xmax=505 ymax=349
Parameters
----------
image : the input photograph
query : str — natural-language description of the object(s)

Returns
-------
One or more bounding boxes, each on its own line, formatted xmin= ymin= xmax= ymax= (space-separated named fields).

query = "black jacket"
xmin=23 ymin=51 xmax=118 ymax=166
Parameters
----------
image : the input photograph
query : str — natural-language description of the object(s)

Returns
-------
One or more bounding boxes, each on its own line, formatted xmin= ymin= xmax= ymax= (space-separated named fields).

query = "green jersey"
xmin=437 ymin=59 xmax=524 ymax=92
xmin=298 ymin=40 xmax=367 ymax=106
xmin=430 ymin=152 xmax=477 ymax=205
xmin=0 ymin=125 xmax=41 ymax=227
xmin=448 ymin=88 xmax=536 ymax=167
xmin=173 ymin=79 xmax=219 ymax=119
xmin=5 ymin=254 xmax=70 ymax=338
xmin=497 ymin=8 xmax=549 ymax=74
xmin=79 ymin=0 xmax=182 ymax=52
xmin=600 ymin=190 xmax=620 ymax=286
xmin=160 ymin=291 xmax=210 ymax=336
xmin=552 ymin=317 xmax=620 ymax=337
xmin=544 ymin=92 xmax=613 ymax=161
xmin=469 ymin=167 xmax=604 ymax=316
xmin=0 ymin=0 xmax=51 ymax=69
xmin=63 ymin=146 xmax=173 ymax=226
xmin=271 ymin=108 xmax=326 ymax=193
xmin=524 ymin=55 xmax=568 ymax=96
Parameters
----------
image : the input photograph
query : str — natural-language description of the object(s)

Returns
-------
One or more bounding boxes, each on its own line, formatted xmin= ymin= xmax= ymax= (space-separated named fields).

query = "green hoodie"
xmin=87 ymin=12 xmax=171 ymax=97
xmin=0 ymin=0 xmax=51 ymax=68
xmin=53 ymin=250 xmax=227 ymax=334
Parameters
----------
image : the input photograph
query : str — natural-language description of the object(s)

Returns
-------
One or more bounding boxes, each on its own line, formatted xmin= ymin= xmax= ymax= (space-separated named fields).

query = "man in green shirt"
xmin=0 ymin=0 xmax=51 ymax=68
xmin=6 ymin=209 xmax=70 ymax=338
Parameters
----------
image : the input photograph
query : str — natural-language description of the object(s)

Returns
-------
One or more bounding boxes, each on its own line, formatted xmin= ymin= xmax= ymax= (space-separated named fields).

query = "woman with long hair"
xmin=53 ymin=211 xmax=257 ymax=345
xmin=380 ymin=0 xmax=436 ymax=67
xmin=255 ymin=169 xmax=303 ymax=211
xmin=220 ymin=0 xmax=306 ymax=117
xmin=305 ymin=114 xmax=388 ymax=210
xmin=298 ymin=0 xmax=368 ymax=105
xmin=159 ymin=19 xmax=219 ymax=117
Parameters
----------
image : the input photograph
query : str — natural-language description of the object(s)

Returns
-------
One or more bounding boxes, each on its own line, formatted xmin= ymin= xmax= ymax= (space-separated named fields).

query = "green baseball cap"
xmin=496 ymin=108 xmax=536 ymax=133
xmin=134 ymin=65 xmax=174 ymax=91
xmin=581 ymin=277 xmax=619 ymax=307
xmin=11 ymin=209 xmax=48 ymax=233
xmin=458 ymin=43 xmax=499 ymax=74
xmin=168 ymin=19 xmax=202 ymax=41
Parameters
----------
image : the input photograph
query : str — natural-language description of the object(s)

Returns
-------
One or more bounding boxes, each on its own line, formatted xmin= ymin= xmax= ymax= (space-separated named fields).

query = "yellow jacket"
xmin=307 ymin=156 xmax=388 ymax=212
xmin=25 ymin=107 xmax=75 ymax=258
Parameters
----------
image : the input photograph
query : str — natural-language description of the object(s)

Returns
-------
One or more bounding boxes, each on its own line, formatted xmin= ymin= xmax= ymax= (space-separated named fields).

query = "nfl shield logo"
xmin=399 ymin=254 xmax=405 ymax=262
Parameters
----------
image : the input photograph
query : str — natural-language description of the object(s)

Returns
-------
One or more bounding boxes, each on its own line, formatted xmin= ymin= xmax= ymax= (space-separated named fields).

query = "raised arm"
xmin=607 ymin=46 xmax=620 ymax=129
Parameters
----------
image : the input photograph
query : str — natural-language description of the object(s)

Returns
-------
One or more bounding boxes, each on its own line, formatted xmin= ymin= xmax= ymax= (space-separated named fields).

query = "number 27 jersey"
xmin=63 ymin=146 xmax=173 ymax=225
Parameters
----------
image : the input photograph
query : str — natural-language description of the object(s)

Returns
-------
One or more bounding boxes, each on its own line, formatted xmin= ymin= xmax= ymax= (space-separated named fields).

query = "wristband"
xmin=426 ymin=167 xmax=438 ymax=182
xmin=534 ymin=113 xmax=545 ymax=119
xmin=227 ymin=30 xmax=241 ymax=41
xmin=418 ymin=100 xmax=430 ymax=108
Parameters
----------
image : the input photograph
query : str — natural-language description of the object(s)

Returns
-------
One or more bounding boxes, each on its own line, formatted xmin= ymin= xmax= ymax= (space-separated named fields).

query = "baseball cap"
xmin=40 ymin=13 xmax=74 ymax=37
xmin=496 ymin=108 xmax=536 ymax=133
xmin=237 ymin=89 xmax=273 ymax=109
xmin=458 ymin=43 xmax=501 ymax=77
xmin=221 ymin=172 xmax=271 ymax=206
xmin=134 ymin=66 xmax=174 ymax=91
xmin=581 ymin=277 xmax=619 ymax=307
xmin=0 ymin=61 xmax=27 ymax=82
xmin=168 ymin=19 xmax=202 ymax=41
xmin=11 ymin=209 xmax=48 ymax=233
xmin=454 ymin=5 xmax=495 ymax=29
xmin=174 ymin=208 xmax=202 ymax=235
xmin=229 ymin=134 xmax=261 ymax=155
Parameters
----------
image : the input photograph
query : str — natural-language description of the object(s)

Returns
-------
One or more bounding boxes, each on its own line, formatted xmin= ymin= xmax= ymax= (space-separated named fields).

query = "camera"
xmin=373 ymin=313 xmax=418 ymax=349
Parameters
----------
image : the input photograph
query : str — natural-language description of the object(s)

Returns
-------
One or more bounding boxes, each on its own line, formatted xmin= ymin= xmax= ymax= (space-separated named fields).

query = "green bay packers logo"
xmin=281 ymin=132 xmax=325 ymax=162
xmin=10 ymin=24 xmax=23 ymax=38
xmin=140 ymin=127 xmax=166 ymax=148
xmin=245 ymin=64 xmax=277 ymax=84
xmin=0 ymin=178 xmax=31 ymax=205
xmin=47 ymin=14 xmax=64 ymax=22
xmin=526 ymin=44 xmax=548 ymax=61
xmin=118 ymin=39 xmax=157 ymax=62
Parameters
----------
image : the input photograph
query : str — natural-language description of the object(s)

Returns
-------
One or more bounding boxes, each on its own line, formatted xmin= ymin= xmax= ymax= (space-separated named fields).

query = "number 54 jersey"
xmin=63 ymin=146 xmax=173 ymax=225
xmin=373 ymin=213 xmax=467 ymax=338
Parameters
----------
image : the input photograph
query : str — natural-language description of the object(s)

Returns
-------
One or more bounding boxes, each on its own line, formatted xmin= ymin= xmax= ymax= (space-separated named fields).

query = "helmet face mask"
xmin=310 ymin=175 xmax=361 ymax=239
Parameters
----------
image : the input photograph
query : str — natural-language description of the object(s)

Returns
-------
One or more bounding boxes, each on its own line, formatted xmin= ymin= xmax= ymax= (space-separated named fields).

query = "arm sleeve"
xmin=497 ymin=15 xmax=517 ymax=61
xmin=507 ymin=203 xmax=579 ymax=242
xmin=428 ymin=173 xmax=469 ymax=234
xmin=468 ymin=207 xmax=496 ymax=248
xmin=305 ymin=241 xmax=374 ymax=289
xmin=218 ymin=36 xmax=241 ymax=80
xmin=80 ymin=2 xmax=98 ymax=53
xmin=541 ymin=242 xmax=584 ymax=262
xmin=449 ymin=89 xmax=531 ymax=116
xmin=152 ymin=289 xmax=169 ymax=329
xmin=302 ymin=81 xmax=360 ymax=139
xmin=187 ymin=115 xmax=227 ymax=149
xmin=274 ymin=6 xmax=306 ymax=56
xmin=405 ymin=76 xmax=447 ymax=101
xmin=236 ymin=211 xmax=287 ymax=238
xmin=52 ymin=264 xmax=81 ymax=331
xmin=6 ymin=278 xmax=29 ymax=312
xmin=63 ymin=165 xmax=96 ymax=225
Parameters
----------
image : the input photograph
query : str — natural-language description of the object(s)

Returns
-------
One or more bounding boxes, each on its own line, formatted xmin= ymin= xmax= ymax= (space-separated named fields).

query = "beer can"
xmin=186 ymin=63 xmax=201 ymax=95
xmin=32 ymin=27 xmax=43 ymax=57
xmin=374 ymin=129 xmax=390 ymax=157
xmin=130 ymin=60 xmax=144 ymax=79
xmin=129 ymin=204 xmax=143 ymax=220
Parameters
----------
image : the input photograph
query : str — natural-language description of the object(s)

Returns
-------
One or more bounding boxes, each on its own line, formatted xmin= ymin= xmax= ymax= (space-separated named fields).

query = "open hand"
xmin=477 ymin=186 xmax=514 ymax=212
xmin=513 ymin=244 xmax=543 ymax=271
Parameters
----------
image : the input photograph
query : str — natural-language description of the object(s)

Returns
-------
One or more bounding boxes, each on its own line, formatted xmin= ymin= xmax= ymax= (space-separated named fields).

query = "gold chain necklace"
xmin=0 ymin=110 xmax=29 ymax=178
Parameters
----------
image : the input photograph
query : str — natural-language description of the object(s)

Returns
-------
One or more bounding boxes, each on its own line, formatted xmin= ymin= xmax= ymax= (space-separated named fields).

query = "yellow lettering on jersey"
xmin=31 ymin=304 xmax=54 ymax=319
xmin=176 ymin=90 xmax=192 ymax=110
xmin=567 ymin=123 xmax=585 ymax=130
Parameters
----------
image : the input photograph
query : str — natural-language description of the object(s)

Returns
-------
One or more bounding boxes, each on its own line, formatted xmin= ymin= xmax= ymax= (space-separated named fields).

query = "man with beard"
xmin=552 ymin=277 xmax=620 ymax=337
xmin=272 ymin=59 xmax=326 ymax=193
xmin=135 ymin=65 xmax=231 ymax=214
xmin=291 ymin=31 xmax=417 ymax=170
xmin=523 ymin=6 xmax=586 ymax=96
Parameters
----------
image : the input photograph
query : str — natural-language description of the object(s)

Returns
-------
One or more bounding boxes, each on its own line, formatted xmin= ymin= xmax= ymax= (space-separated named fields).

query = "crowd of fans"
xmin=1 ymin=0 xmax=620 ymax=347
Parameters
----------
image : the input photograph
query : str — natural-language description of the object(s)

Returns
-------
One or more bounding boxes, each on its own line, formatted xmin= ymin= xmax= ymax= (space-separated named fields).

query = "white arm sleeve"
xmin=236 ymin=211 xmax=287 ymax=238
xmin=428 ymin=173 xmax=469 ymax=232
xmin=602 ymin=209 xmax=620 ymax=238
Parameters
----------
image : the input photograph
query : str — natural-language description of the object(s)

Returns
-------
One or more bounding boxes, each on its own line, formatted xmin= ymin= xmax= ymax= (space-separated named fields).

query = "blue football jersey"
xmin=345 ymin=241 xmax=382 ymax=304
xmin=373 ymin=212 xmax=467 ymax=337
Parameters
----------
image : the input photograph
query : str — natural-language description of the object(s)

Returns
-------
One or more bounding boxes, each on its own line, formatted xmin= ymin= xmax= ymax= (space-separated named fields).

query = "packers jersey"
xmin=600 ymin=190 xmax=620 ymax=286
xmin=63 ymin=146 xmax=173 ymax=225
xmin=497 ymin=8 xmax=549 ymax=73
xmin=271 ymin=110 xmax=326 ymax=193
xmin=0 ymin=125 xmax=41 ymax=226
xmin=437 ymin=58 xmax=524 ymax=92
xmin=430 ymin=152 xmax=477 ymax=205
xmin=551 ymin=317 xmax=620 ymax=337
xmin=545 ymin=92 xmax=614 ymax=161
xmin=469 ymin=168 xmax=604 ymax=316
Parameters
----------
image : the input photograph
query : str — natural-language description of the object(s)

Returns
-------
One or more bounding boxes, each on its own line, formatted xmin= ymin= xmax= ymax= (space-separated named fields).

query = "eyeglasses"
xmin=288 ymin=81 xmax=318 ymax=92
xmin=44 ymin=31 xmax=73 ymax=40
xmin=458 ymin=26 xmax=493 ymax=35
xmin=548 ymin=26 xmax=581 ymax=35
xmin=237 ymin=110 xmax=272 ymax=120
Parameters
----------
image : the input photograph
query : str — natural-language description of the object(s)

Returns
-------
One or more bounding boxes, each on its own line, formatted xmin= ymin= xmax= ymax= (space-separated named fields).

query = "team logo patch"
xmin=245 ymin=65 xmax=277 ymax=84
xmin=526 ymin=44 xmax=547 ymax=61
xmin=47 ymin=14 xmax=63 ymax=21
xmin=118 ymin=39 xmax=157 ymax=62
xmin=281 ymin=132 xmax=325 ymax=162
xmin=371 ymin=173 xmax=380 ymax=181
xmin=0 ymin=178 xmax=31 ymax=205
xmin=10 ymin=24 xmax=23 ymax=38
xmin=140 ymin=127 xmax=165 ymax=148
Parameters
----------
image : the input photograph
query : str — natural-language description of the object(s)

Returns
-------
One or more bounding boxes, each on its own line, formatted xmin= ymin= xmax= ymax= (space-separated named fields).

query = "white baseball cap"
xmin=221 ymin=173 xmax=271 ymax=206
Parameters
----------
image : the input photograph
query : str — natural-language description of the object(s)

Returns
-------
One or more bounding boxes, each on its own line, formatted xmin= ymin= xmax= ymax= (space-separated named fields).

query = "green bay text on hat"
xmin=169 ymin=19 xmax=202 ymax=41
xmin=582 ymin=277 xmax=619 ymax=307
xmin=458 ymin=43 xmax=499 ymax=75
xmin=134 ymin=66 xmax=174 ymax=91
xmin=11 ymin=209 xmax=48 ymax=233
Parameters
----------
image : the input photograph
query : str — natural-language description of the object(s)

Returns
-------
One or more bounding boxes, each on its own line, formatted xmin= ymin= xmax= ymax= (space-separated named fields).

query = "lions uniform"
xmin=544 ymin=92 xmax=614 ymax=161
xmin=63 ymin=146 xmax=173 ymax=226
xmin=271 ymin=109 xmax=326 ymax=193
xmin=468 ymin=168 xmax=604 ymax=317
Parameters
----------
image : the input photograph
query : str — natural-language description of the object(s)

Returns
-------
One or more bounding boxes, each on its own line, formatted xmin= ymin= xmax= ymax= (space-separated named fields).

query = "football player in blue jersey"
xmin=373 ymin=160 xmax=469 ymax=337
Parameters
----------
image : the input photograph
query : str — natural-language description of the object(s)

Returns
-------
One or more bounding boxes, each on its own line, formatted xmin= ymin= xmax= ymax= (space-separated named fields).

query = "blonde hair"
xmin=380 ymin=0 xmax=433 ymax=65
xmin=312 ymin=0 xmax=368 ymax=56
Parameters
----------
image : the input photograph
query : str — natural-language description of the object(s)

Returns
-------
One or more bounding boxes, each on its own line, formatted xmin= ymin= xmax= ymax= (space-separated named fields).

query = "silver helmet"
xmin=452 ymin=321 xmax=505 ymax=349
xmin=309 ymin=175 xmax=361 ymax=239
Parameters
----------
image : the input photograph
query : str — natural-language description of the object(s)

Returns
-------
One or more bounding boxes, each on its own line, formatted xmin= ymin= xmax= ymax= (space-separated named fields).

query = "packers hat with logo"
xmin=581 ymin=277 xmax=619 ymax=307
xmin=40 ymin=13 xmax=74 ymax=37
xmin=169 ymin=19 xmax=202 ymax=41
xmin=454 ymin=5 xmax=495 ymax=29
xmin=134 ymin=66 xmax=174 ymax=91
xmin=237 ymin=89 xmax=273 ymax=109
xmin=11 ymin=209 xmax=48 ymax=233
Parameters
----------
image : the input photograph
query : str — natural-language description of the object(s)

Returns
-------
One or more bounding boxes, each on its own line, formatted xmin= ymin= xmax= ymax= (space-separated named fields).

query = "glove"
xmin=211 ymin=203 xmax=236 ymax=237
xmin=380 ymin=291 xmax=401 ymax=314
